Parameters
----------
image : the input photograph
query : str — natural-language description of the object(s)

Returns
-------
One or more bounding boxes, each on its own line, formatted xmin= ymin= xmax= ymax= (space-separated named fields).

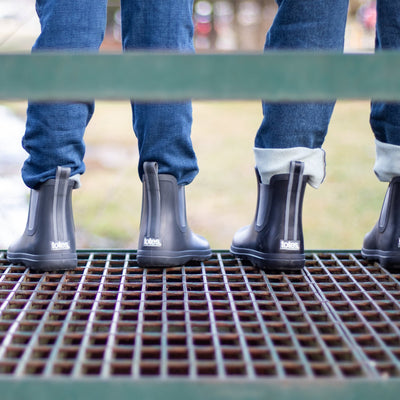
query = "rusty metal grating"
xmin=0 ymin=250 xmax=400 ymax=381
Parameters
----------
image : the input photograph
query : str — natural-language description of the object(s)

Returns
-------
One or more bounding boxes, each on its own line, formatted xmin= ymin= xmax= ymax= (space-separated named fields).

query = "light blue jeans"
xmin=22 ymin=0 xmax=197 ymax=189
xmin=256 ymin=0 xmax=400 ymax=149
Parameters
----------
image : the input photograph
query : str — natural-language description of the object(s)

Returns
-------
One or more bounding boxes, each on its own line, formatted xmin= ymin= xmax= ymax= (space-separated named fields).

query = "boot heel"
xmin=7 ymin=167 xmax=77 ymax=272
xmin=362 ymin=177 xmax=400 ymax=269
xmin=137 ymin=162 xmax=211 ymax=268
xmin=231 ymin=161 xmax=307 ymax=271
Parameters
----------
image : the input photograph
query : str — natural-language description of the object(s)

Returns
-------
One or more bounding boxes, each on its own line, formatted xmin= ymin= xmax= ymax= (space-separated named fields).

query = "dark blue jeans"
xmin=22 ymin=0 xmax=197 ymax=189
xmin=254 ymin=0 xmax=400 ymax=185
xmin=256 ymin=0 xmax=400 ymax=149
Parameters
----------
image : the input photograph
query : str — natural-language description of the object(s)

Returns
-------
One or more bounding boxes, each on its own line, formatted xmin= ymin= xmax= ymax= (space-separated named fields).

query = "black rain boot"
xmin=7 ymin=167 xmax=77 ymax=272
xmin=362 ymin=176 xmax=400 ymax=268
xmin=137 ymin=162 xmax=211 ymax=267
xmin=230 ymin=161 xmax=308 ymax=271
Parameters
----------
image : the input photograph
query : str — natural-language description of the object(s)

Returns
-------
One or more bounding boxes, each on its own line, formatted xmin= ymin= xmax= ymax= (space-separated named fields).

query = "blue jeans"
xmin=255 ymin=0 xmax=400 ymax=149
xmin=22 ymin=0 xmax=197 ymax=189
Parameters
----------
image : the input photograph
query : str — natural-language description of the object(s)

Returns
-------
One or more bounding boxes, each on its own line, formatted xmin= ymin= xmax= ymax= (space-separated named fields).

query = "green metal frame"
xmin=2 ymin=51 xmax=400 ymax=398
xmin=1 ymin=51 xmax=400 ymax=101
xmin=0 ymin=378 xmax=400 ymax=400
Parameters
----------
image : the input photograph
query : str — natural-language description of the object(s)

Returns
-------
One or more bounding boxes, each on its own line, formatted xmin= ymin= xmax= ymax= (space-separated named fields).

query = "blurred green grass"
xmin=71 ymin=100 xmax=384 ymax=250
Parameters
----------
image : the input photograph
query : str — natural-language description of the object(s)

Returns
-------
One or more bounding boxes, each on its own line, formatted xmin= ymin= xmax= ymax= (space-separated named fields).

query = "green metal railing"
xmin=1 ymin=51 xmax=400 ymax=101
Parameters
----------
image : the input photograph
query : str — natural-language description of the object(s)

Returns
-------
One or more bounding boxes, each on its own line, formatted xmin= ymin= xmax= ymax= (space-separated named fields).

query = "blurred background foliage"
xmin=104 ymin=0 xmax=377 ymax=52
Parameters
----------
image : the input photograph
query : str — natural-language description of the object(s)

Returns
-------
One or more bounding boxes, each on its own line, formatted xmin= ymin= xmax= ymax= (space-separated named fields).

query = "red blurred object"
xmin=357 ymin=2 xmax=377 ymax=31
xmin=195 ymin=21 xmax=212 ymax=35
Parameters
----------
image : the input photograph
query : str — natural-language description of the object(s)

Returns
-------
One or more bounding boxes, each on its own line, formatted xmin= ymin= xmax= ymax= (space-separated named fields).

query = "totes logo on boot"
xmin=51 ymin=241 xmax=71 ymax=251
xmin=143 ymin=237 xmax=162 ymax=247
xmin=280 ymin=240 xmax=300 ymax=251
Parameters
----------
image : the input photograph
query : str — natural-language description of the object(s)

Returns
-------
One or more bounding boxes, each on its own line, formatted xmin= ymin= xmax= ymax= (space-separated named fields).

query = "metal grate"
xmin=0 ymin=250 xmax=400 ymax=380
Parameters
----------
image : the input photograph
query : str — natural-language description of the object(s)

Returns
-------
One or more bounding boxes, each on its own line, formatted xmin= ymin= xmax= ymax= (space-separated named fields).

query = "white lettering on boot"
xmin=280 ymin=240 xmax=300 ymax=251
xmin=51 ymin=241 xmax=71 ymax=251
xmin=144 ymin=237 xmax=162 ymax=247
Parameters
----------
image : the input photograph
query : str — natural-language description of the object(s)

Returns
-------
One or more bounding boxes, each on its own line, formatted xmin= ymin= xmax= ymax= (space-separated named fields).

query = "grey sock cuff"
xmin=374 ymin=139 xmax=400 ymax=182
xmin=253 ymin=147 xmax=326 ymax=188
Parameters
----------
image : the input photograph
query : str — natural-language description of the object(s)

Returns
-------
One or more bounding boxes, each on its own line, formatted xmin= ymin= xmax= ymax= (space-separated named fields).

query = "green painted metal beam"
xmin=0 ymin=52 xmax=400 ymax=101
xmin=1 ymin=379 xmax=400 ymax=400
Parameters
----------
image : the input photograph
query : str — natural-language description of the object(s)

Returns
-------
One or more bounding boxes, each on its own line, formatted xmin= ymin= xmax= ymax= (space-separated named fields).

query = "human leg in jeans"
xmin=7 ymin=0 xmax=107 ymax=271
xmin=362 ymin=0 xmax=400 ymax=267
xmin=231 ymin=0 xmax=349 ymax=270
xmin=118 ymin=0 xmax=211 ymax=267
xmin=9 ymin=0 xmax=211 ymax=270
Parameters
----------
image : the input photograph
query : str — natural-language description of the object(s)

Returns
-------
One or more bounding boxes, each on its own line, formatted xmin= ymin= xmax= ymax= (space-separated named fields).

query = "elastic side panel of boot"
xmin=379 ymin=177 xmax=400 ymax=236
xmin=176 ymin=185 xmax=187 ymax=229
xmin=379 ymin=184 xmax=391 ymax=232
xmin=27 ymin=189 xmax=39 ymax=234
xmin=158 ymin=174 xmax=186 ymax=236
xmin=142 ymin=162 xmax=161 ymax=240
xmin=255 ymin=168 xmax=269 ymax=229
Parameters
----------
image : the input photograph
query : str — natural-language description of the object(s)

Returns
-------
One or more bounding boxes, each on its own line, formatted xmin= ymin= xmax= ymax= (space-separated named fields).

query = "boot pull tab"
xmin=54 ymin=166 xmax=72 ymax=243
xmin=143 ymin=162 xmax=161 ymax=239
xmin=55 ymin=166 xmax=71 ymax=182
xmin=284 ymin=161 xmax=305 ymax=242
xmin=289 ymin=161 xmax=305 ymax=178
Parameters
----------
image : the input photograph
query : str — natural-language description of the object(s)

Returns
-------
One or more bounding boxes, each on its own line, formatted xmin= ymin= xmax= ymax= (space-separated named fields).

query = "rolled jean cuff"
xmin=70 ymin=174 xmax=81 ymax=189
xmin=374 ymin=139 xmax=400 ymax=182
xmin=253 ymin=147 xmax=326 ymax=188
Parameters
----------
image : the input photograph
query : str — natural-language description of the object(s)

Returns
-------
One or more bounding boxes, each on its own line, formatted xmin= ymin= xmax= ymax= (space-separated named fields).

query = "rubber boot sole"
xmin=230 ymin=245 xmax=304 ymax=271
xmin=7 ymin=251 xmax=77 ymax=272
xmin=361 ymin=248 xmax=400 ymax=269
xmin=137 ymin=248 xmax=212 ymax=268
